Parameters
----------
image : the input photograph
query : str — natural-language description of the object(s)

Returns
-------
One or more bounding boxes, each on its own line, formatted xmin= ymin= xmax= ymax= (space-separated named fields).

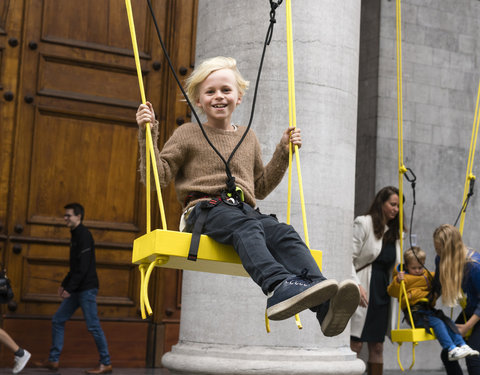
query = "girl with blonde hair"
xmin=433 ymin=224 xmax=480 ymax=374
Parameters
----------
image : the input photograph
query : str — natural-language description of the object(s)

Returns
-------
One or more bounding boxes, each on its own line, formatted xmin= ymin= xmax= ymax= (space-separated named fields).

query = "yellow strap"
xmin=394 ymin=0 xmax=419 ymax=343
xmin=263 ymin=2 xmax=306 ymax=333
xmin=396 ymin=341 xmax=418 ymax=372
xmin=409 ymin=342 xmax=418 ymax=370
xmin=396 ymin=0 xmax=405 ymax=269
xmin=396 ymin=279 xmax=416 ymax=330
xmin=396 ymin=343 xmax=405 ymax=372
xmin=459 ymin=80 xmax=480 ymax=235
xmin=395 ymin=0 xmax=409 ymax=326
xmin=285 ymin=0 xmax=309 ymax=248
xmin=141 ymin=256 xmax=169 ymax=316
xmin=138 ymin=264 xmax=148 ymax=319
xmin=125 ymin=0 xmax=167 ymax=232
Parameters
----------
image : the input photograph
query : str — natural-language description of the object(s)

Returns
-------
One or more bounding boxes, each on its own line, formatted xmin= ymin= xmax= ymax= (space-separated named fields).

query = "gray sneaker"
xmin=320 ymin=279 xmax=360 ymax=337
xmin=267 ymin=276 xmax=338 ymax=321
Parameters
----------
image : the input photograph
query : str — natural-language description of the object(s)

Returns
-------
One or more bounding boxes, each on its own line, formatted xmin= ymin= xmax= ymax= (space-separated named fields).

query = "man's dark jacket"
xmin=62 ymin=223 xmax=99 ymax=293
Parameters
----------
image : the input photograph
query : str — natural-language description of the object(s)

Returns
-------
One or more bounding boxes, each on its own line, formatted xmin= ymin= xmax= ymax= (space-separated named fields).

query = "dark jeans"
xmin=49 ymin=288 xmax=110 ymax=365
xmin=187 ymin=201 xmax=326 ymax=295
xmin=441 ymin=312 xmax=480 ymax=375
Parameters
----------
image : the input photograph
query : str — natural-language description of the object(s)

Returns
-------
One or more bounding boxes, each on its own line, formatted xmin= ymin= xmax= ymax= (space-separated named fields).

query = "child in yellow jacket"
xmin=388 ymin=247 xmax=479 ymax=361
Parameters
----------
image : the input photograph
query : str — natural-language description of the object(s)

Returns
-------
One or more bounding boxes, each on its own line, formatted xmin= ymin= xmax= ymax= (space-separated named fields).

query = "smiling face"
xmin=64 ymin=208 xmax=81 ymax=229
xmin=382 ymin=193 xmax=399 ymax=222
xmin=196 ymin=68 xmax=242 ymax=129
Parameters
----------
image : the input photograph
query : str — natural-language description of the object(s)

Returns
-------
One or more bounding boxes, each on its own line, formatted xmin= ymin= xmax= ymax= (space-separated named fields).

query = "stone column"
xmin=162 ymin=1 xmax=363 ymax=374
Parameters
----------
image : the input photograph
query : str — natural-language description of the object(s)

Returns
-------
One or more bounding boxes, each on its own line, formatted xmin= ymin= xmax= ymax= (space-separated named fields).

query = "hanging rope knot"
xmin=269 ymin=0 xmax=282 ymax=25
xmin=399 ymin=165 xmax=408 ymax=174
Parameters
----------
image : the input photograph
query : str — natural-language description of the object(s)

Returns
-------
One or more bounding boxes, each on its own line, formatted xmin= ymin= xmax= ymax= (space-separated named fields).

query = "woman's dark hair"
xmin=366 ymin=186 xmax=405 ymax=243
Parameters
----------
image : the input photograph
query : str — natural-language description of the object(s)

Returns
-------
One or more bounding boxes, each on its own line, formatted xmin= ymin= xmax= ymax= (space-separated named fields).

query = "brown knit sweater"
xmin=138 ymin=122 xmax=290 ymax=210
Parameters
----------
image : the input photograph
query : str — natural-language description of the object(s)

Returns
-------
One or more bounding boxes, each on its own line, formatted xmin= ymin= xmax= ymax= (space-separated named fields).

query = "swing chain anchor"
xmin=266 ymin=0 xmax=283 ymax=45
xmin=269 ymin=0 xmax=283 ymax=23
xmin=404 ymin=167 xmax=416 ymax=184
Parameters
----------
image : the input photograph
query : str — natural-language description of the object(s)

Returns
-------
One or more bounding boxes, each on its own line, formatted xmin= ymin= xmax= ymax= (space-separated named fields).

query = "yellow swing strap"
xmin=125 ymin=0 xmax=167 ymax=232
xmin=266 ymin=0 xmax=306 ymax=332
xmin=394 ymin=0 xmax=420 ymax=370
xmin=456 ymin=80 xmax=480 ymax=330
xmin=125 ymin=0 xmax=169 ymax=318
xmin=395 ymin=0 xmax=407 ymax=308
xmin=459 ymin=79 xmax=480 ymax=234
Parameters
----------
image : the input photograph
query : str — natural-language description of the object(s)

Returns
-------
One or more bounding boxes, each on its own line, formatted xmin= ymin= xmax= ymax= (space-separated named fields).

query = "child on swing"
xmin=387 ymin=246 xmax=479 ymax=360
xmin=135 ymin=56 xmax=360 ymax=335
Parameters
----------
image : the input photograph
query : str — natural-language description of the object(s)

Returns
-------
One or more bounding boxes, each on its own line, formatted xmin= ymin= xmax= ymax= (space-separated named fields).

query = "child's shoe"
xmin=448 ymin=346 xmax=471 ymax=361
xmin=460 ymin=344 xmax=480 ymax=357
xmin=319 ymin=279 xmax=360 ymax=336
xmin=267 ymin=276 xmax=338 ymax=321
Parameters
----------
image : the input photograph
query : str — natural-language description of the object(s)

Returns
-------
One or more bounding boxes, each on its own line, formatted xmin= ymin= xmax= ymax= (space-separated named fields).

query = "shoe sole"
xmin=321 ymin=280 xmax=360 ymax=337
xmin=449 ymin=353 xmax=470 ymax=361
xmin=267 ymin=279 xmax=338 ymax=321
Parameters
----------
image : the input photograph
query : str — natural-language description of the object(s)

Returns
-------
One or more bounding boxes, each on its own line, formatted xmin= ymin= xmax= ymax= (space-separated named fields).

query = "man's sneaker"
xmin=267 ymin=276 xmax=338 ymax=321
xmin=319 ymin=279 xmax=360 ymax=337
xmin=448 ymin=346 xmax=471 ymax=361
xmin=460 ymin=344 xmax=480 ymax=357
xmin=12 ymin=350 xmax=31 ymax=374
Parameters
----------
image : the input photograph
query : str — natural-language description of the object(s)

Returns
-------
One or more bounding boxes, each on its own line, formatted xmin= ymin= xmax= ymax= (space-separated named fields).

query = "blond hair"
xmin=404 ymin=246 xmax=426 ymax=267
xmin=185 ymin=56 xmax=249 ymax=105
xmin=433 ymin=224 xmax=467 ymax=307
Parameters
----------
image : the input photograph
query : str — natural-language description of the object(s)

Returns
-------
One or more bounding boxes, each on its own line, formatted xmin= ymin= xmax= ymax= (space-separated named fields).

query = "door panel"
xmin=0 ymin=0 xmax=23 ymax=273
xmin=0 ymin=0 xmax=198 ymax=367
xmin=8 ymin=0 xmax=148 ymax=320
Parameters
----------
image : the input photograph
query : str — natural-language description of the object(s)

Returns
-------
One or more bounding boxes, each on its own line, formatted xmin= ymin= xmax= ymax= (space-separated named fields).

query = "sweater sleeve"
xmin=387 ymin=267 xmax=401 ymax=298
xmin=351 ymin=216 xmax=367 ymax=284
xmin=253 ymin=136 xmax=290 ymax=200
xmin=138 ymin=122 xmax=186 ymax=188
xmin=468 ymin=262 xmax=480 ymax=317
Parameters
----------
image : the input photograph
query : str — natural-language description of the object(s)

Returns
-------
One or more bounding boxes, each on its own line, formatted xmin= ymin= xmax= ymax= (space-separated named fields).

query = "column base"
xmin=162 ymin=341 xmax=365 ymax=375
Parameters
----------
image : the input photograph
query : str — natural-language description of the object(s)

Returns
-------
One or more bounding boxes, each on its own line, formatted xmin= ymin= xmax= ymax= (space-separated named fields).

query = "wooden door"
xmin=0 ymin=0 xmax=197 ymax=368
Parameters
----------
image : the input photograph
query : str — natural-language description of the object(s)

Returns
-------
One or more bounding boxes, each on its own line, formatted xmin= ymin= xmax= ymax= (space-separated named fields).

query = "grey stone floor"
xmin=0 ymin=369 xmax=171 ymax=375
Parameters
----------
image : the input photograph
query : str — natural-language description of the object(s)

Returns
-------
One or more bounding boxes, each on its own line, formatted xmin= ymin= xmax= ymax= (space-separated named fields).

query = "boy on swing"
xmin=387 ymin=246 xmax=479 ymax=360
xmin=136 ymin=56 xmax=359 ymax=335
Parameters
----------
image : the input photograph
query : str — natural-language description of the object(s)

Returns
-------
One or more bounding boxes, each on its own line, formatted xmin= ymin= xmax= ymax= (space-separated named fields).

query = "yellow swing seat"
xmin=391 ymin=327 xmax=435 ymax=343
xmin=133 ymin=229 xmax=323 ymax=277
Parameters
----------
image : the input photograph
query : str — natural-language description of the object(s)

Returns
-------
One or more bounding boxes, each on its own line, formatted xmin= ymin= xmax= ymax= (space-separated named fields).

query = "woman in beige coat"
xmin=350 ymin=186 xmax=402 ymax=375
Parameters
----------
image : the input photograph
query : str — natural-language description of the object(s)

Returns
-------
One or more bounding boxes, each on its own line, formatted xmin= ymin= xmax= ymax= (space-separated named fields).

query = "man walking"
xmin=36 ymin=203 xmax=112 ymax=374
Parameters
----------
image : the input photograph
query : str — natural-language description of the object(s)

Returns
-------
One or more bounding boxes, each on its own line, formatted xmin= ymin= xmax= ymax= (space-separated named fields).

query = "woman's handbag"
xmin=0 ymin=269 xmax=14 ymax=304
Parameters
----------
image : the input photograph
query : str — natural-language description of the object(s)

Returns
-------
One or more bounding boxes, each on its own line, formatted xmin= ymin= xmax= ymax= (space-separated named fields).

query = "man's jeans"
xmin=49 ymin=288 xmax=110 ymax=365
